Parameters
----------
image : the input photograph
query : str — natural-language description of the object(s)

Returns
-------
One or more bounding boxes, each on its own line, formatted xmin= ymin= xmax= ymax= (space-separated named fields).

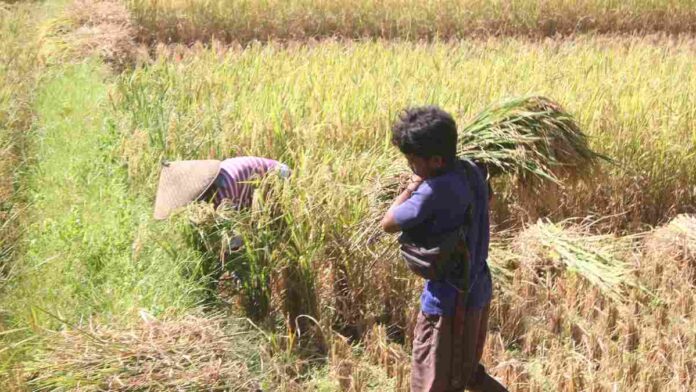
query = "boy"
xmin=380 ymin=107 xmax=507 ymax=392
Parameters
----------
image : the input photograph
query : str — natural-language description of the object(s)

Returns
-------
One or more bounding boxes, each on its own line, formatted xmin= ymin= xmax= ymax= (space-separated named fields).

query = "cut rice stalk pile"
xmin=23 ymin=312 xmax=260 ymax=391
xmin=458 ymin=96 xmax=606 ymax=184
xmin=515 ymin=220 xmax=636 ymax=302
xmin=645 ymin=214 xmax=696 ymax=280
xmin=646 ymin=214 xmax=696 ymax=259
xmin=40 ymin=0 xmax=143 ymax=70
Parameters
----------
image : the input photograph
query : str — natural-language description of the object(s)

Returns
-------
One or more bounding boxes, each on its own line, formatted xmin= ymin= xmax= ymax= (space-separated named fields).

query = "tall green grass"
xmin=1 ymin=3 xmax=54 ymax=385
xmin=1 ymin=61 xmax=215 ymax=342
xmin=0 ymin=3 xmax=39 ymax=283
xmin=127 ymin=0 xmax=696 ymax=44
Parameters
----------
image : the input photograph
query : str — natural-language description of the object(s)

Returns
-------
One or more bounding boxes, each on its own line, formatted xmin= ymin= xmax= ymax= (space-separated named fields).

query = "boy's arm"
xmin=380 ymin=178 xmax=422 ymax=233
xmin=381 ymin=176 xmax=434 ymax=233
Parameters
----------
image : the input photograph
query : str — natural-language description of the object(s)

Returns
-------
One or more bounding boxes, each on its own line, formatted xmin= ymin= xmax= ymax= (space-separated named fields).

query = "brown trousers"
xmin=411 ymin=301 xmax=507 ymax=392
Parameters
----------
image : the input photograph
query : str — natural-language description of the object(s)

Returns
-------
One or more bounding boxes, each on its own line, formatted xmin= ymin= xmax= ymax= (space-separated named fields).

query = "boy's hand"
xmin=381 ymin=174 xmax=423 ymax=233
xmin=407 ymin=175 xmax=423 ymax=192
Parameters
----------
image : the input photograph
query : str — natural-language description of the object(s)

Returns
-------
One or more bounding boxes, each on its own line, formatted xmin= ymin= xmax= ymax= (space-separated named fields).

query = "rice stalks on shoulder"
xmin=370 ymin=96 xmax=607 ymax=222
xmin=458 ymin=96 xmax=607 ymax=185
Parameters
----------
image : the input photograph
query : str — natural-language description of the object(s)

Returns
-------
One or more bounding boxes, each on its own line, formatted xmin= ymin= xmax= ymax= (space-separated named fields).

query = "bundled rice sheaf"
xmin=24 ymin=312 xmax=260 ymax=391
xmin=458 ymin=96 xmax=606 ymax=182
xmin=40 ymin=0 xmax=144 ymax=70
xmin=514 ymin=220 xmax=636 ymax=302
xmin=645 ymin=214 xmax=696 ymax=281
xmin=372 ymin=96 xmax=606 ymax=209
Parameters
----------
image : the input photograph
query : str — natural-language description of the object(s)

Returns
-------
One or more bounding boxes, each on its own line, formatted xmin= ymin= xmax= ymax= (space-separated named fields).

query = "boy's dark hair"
xmin=391 ymin=106 xmax=458 ymax=163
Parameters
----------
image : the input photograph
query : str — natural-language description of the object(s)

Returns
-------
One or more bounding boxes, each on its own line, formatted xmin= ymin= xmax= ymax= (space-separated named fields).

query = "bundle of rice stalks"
xmin=458 ymin=96 xmax=606 ymax=183
xmin=185 ymin=201 xmax=242 ymax=260
xmin=514 ymin=220 xmax=636 ymax=302
xmin=645 ymin=214 xmax=696 ymax=281
xmin=24 ymin=312 xmax=260 ymax=391
xmin=39 ymin=0 xmax=145 ymax=70
xmin=368 ymin=164 xmax=411 ymax=208
xmin=370 ymin=96 xmax=606 ymax=218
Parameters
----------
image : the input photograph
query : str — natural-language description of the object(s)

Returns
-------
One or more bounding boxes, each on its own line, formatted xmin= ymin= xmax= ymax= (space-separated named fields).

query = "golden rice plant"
xmin=126 ymin=0 xmax=696 ymax=44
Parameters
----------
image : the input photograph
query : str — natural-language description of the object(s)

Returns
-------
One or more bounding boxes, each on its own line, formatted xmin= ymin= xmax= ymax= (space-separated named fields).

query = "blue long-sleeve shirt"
xmin=393 ymin=160 xmax=492 ymax=315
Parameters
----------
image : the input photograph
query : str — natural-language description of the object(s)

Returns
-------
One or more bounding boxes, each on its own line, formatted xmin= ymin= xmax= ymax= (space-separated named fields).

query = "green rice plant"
xmin=183 ymin=175 xmax=323 ymax=329
xmin=185 ymin=201 xmax=278 ymax=321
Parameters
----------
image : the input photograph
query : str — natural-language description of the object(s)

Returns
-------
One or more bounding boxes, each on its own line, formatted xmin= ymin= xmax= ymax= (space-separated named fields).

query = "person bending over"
xmin=153 ymin=156 xmax=291 ymax=220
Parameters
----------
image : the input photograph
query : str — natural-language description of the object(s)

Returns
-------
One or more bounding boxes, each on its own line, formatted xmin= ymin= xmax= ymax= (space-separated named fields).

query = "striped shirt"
xmin=212 ymin=157 xmax=288 ymax=208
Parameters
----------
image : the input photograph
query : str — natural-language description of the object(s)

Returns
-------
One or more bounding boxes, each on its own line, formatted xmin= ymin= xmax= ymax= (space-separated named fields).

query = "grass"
xmin=127 ymin=0 xmax=696 ymax=44
xmin=0 ymin=2 xmax=40 ymax=285
xmin=0 ymin=60 xmax=222 ymax=389
xmin=0 ymin=3 xmax=49 ymax=385
xmin=2 ymin=62 xmax=208 ymax=328
xmin=0 ymin=3 xmax=45 ymax=385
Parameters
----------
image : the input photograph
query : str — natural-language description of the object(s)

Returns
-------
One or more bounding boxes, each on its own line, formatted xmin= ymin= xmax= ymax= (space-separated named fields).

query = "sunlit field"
xmin=128 ymin=0 xmax=696 ymax=44
xmin=1 ymin=1 xmax=694 ymax=390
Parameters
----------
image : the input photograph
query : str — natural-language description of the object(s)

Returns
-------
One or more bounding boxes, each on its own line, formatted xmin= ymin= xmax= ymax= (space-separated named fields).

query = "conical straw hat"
xmin=153 ymin=160 xmax=221 ymax=220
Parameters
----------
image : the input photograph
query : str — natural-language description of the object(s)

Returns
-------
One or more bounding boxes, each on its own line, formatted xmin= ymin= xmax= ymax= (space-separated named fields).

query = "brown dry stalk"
xmin=24 ymin=312 xmax=260 ymax=391
xmin=126 ymin=0 xmax=696 ymax=45
xmin=43 ymin=0 xmax=146 ymax=70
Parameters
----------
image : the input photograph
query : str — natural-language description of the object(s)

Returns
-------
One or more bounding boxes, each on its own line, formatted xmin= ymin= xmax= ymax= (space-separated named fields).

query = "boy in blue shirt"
xmin=381 ymin=107 xmax=507 ymax=392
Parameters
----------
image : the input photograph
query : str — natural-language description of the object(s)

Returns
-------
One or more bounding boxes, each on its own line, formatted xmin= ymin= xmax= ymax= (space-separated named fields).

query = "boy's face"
xmin=405 ymin=154 xmax=446 ymax=179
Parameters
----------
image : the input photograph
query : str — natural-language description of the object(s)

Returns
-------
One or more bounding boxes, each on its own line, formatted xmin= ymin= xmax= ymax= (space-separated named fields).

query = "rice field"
xmin=118 ymin=38 xmax=696 ymax=229
xmin=127 ymin=0 xmax=696 ymax=44
xmin=0 ymin=2 xmax=39 ymax=283
xmin=1 ymin=0 xmax=695 ymax=391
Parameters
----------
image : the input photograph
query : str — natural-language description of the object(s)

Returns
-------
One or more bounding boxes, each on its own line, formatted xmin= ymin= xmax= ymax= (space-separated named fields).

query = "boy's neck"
xmin=429 ymin=162 xmax=455 ymax=178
